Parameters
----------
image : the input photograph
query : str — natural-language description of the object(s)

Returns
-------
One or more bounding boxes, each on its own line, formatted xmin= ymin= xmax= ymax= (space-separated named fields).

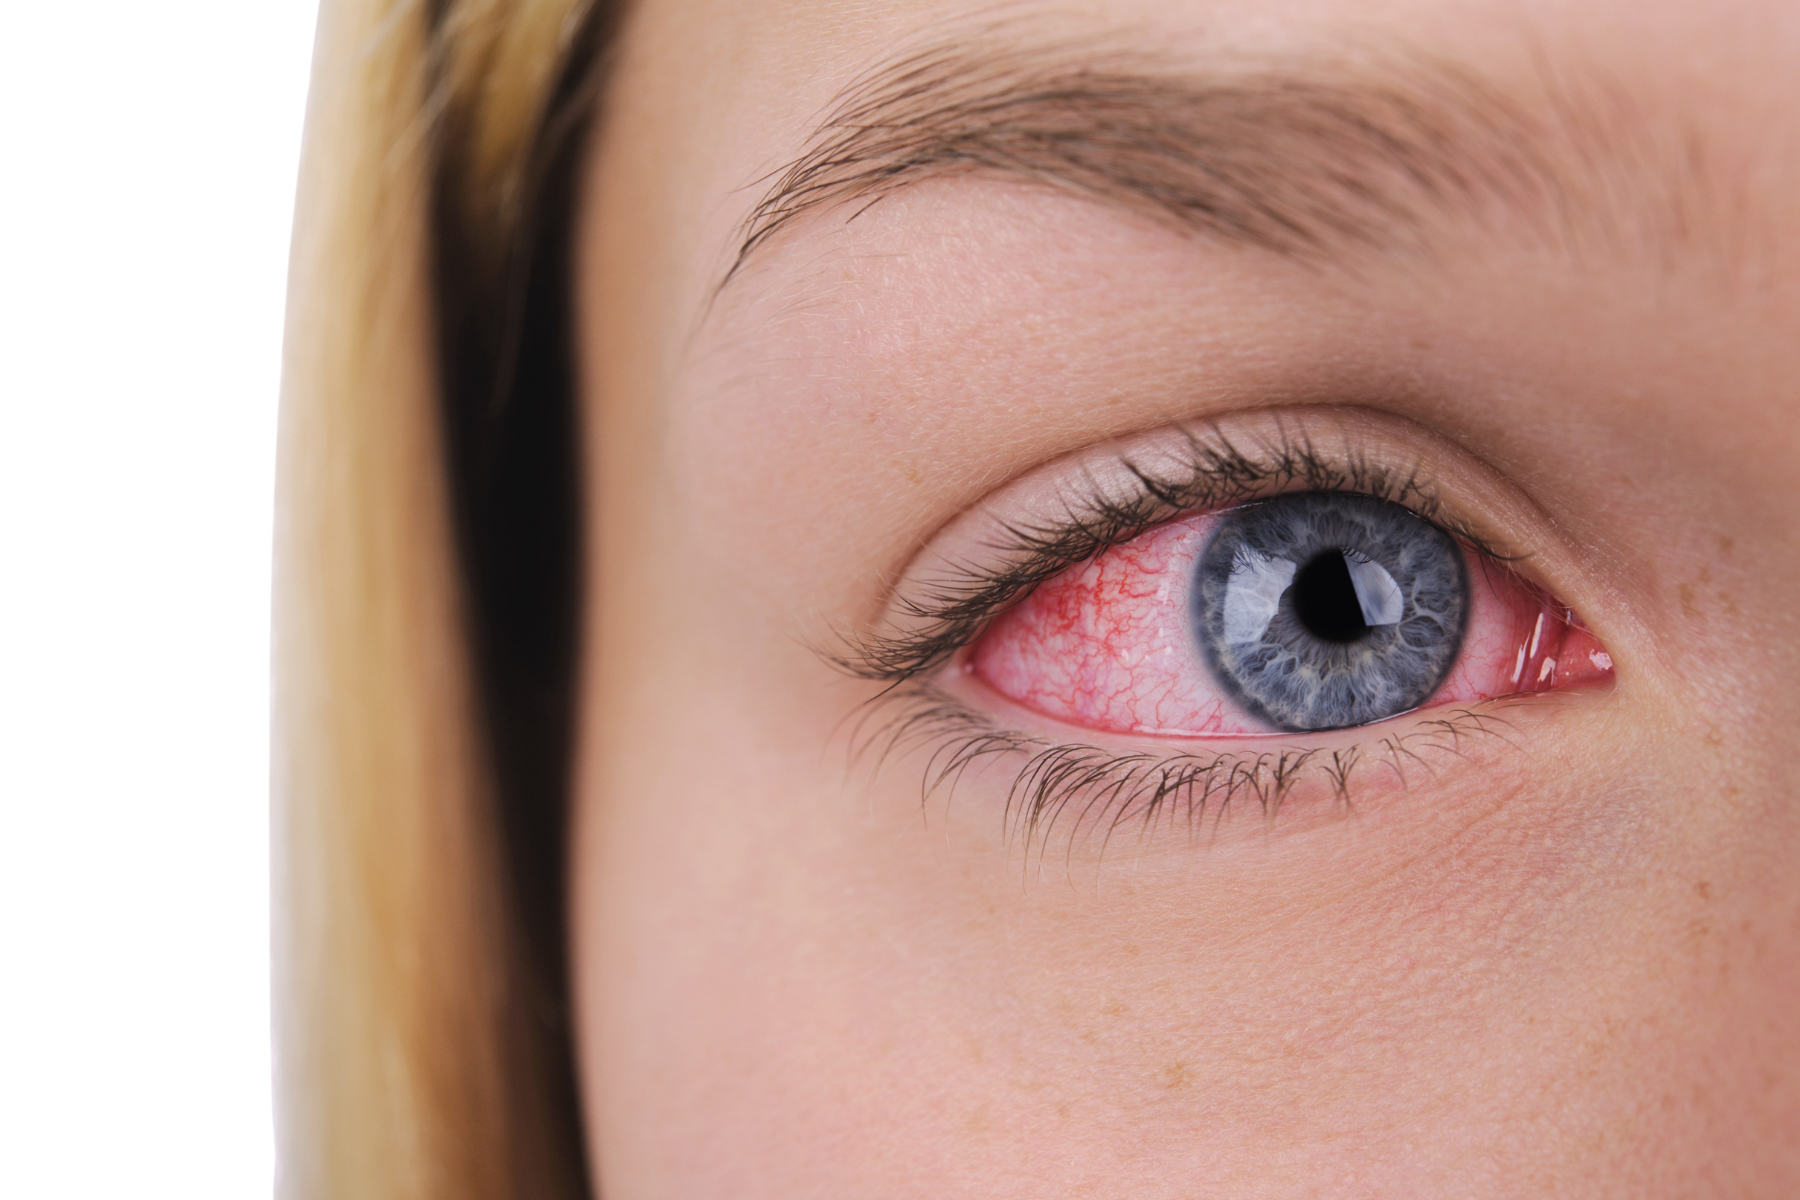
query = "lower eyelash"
xmin=854 ymin=679 xmax=1524 ymax=859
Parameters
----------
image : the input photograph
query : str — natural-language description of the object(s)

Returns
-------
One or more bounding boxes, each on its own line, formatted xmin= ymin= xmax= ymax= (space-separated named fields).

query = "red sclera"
xmin=969 ymin=514 xmax=1612 ymax=738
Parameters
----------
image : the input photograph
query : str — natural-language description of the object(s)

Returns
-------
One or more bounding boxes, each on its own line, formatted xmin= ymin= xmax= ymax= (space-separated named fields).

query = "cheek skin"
xmin=972 ymin=518 xmax=1614 ymax=739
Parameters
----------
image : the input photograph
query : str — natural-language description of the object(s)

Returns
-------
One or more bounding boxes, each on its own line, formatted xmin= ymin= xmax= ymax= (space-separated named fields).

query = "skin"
xmin=571 ymin=0 xmax=1800 ymax=1195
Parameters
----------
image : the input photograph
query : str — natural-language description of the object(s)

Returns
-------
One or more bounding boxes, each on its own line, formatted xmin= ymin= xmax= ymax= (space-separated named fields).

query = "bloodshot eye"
xmin=1197 ymin=493 xmax=1465 ymax=731
xmin=970 ymin=491 xmax=1614 ymax=738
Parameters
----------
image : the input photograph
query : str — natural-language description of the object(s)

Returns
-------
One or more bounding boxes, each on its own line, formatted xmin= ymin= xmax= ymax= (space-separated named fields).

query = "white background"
xmin=0 ymin=2 xmax=318 ymax=1194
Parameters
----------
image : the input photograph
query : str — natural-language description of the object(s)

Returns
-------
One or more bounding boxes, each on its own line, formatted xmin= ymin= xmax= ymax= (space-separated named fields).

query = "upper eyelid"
xmin=830 ymin=408 xmax=1554 ymax=683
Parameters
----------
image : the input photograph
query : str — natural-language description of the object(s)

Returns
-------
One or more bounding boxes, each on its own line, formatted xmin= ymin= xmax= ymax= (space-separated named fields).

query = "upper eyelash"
xmin=830 ymin=418 xmax=1513 ymax=683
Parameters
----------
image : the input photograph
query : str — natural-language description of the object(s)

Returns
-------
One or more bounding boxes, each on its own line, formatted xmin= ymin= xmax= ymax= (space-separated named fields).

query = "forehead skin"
xmin=573 ymin=1 xmax=1800 ymax=1197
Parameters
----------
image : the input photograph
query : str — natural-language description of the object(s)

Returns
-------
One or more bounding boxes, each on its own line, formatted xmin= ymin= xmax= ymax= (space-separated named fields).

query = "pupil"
xmin=1291 ymin=550 xmax=1369 ymax=644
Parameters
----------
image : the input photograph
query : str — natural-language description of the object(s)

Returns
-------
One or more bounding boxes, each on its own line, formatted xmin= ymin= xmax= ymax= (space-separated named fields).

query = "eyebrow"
xmin=724 ymin=41 xmax=1716 ymax=286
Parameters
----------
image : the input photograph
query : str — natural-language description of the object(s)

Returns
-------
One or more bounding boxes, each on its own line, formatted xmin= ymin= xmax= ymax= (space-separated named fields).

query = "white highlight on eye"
xmin=1223 ymin=548 xmax=1296 ymax=644
xmin=1345 ymin=554 xmax=1404 ymax=627
xmin=1590 ymin=649 xmax=1613 ymax=671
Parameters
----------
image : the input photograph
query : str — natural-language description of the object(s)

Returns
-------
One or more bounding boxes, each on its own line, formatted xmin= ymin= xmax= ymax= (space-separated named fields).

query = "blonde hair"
xmin=274 ymin=1 xmax=613 ymax=1195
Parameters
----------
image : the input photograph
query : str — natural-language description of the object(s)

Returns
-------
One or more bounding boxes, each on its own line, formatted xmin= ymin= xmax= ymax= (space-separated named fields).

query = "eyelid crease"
xmin=827 ymin=416 xmax=1521 ymax=685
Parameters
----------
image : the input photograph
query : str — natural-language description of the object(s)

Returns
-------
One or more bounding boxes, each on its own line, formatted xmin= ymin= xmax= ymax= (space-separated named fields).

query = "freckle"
xmin=1695 ymin=880 xmax=1712 ymax=901
xmin=965 ymin=1106 xmax=992 ymax=1135
xmin=1718 ymin=534 xmax=1735 ymax=555
xmin=1678 ymin=582 xmax=1697 ymax=616
xmin=1160 ymin=1062 xmax=1191 ymax=1090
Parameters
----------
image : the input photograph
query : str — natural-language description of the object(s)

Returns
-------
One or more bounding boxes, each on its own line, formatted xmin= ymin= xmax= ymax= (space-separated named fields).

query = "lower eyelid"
xmin=866 ymin=674 xmax=1570 ymax=859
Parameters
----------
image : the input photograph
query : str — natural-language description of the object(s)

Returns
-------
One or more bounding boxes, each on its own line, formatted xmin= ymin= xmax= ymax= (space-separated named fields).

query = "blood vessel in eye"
xmin=969 ymin=503 xmax=1612 ymax=739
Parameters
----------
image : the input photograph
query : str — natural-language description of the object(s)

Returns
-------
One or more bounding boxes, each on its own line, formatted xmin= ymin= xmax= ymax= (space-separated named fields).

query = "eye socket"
xmin=968 ymin=490 xmax=1612 ymax=739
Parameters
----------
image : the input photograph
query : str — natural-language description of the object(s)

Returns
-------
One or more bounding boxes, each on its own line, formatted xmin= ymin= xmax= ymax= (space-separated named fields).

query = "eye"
xmin=969 ymin=490 xmax=1613 ymax=738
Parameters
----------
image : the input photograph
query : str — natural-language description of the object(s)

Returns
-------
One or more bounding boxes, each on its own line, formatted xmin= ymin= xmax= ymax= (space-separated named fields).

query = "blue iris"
xmin=1191 ymin=492 xmax=1468 ymax=732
